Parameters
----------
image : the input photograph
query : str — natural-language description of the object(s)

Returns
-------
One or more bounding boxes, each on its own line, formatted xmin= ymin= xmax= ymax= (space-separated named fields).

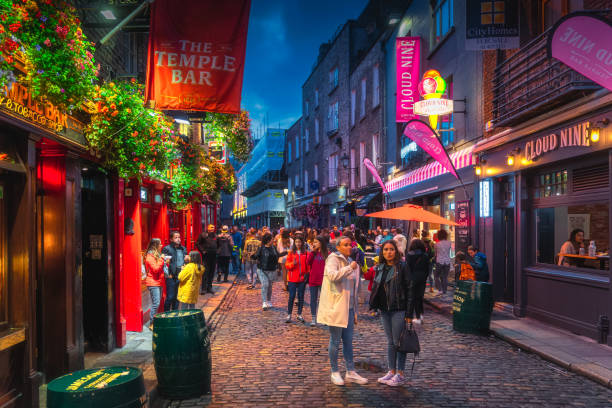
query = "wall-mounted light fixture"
xmin=587 ymin=118 xmax=609 ymax=143
xmin=507 ymin=147 xmax=521 ymax=166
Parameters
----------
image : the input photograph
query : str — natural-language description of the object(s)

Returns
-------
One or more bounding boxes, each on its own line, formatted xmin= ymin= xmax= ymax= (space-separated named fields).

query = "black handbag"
xmin=397 ymin=322 xmax=420 ymax=376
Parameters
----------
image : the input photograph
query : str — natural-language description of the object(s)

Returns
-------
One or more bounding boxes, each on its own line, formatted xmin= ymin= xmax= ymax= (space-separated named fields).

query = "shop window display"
xmin=536 ymin=202 xmax=609 ymax=269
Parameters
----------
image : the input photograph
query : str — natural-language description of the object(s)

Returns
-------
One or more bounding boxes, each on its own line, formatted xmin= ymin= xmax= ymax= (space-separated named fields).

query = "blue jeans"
xmin=231 ymin=253 xmax=242 ymax=274
xmin=148 ymin=286 xmax=161 ymax=321
xmin=328 ymin=308 xmax=355 ymax=372
xmin=381 ymin=310 xmax=407 ymax=371
xmin=245 ymin=261 xmax=259 ymax=285
xmin=257 ymin=269 xmax=275 ymax=303
xmin=287 ymin=281 xmax=306 ymax=315
xmin=309 ymin=285 xmax=321 ymax=318
xmin=164 ymin=278 xmax=179 ymax=311
xmin=179 ymin=302 xmax=195 ymax=310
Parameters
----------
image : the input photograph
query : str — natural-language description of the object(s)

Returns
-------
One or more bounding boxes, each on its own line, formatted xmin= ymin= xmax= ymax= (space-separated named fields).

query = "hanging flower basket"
xmin=85 ymin=80 xmax=178 ymax=179
xmin=203 ymin=110 xmax=253 ymax=163
xmin=0 ymin=0 xmax=98 ymax=109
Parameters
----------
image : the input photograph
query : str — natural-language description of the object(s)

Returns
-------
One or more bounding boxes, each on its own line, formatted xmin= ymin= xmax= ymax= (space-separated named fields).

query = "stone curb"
xmin=424 ymin=297 xmax=612 ymax=390
xmin=491 ymin=329 xmax=612 ymax=390
xmin=148 ymin=276 xmax=239 ymax=408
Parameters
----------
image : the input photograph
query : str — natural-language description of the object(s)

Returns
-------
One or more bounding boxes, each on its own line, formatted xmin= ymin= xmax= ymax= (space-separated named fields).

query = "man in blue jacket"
xmin=162 ymin=231 xmax=187 ymax=311
xmin=231 ymin=225 xmax=243 ymax=275
xmin=467 ymin=246 xmax=490 ymax=282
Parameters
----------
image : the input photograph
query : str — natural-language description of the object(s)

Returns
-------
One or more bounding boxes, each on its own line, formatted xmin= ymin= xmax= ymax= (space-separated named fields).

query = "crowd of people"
xmin=142 ymin=223 xmax=490 ymax=387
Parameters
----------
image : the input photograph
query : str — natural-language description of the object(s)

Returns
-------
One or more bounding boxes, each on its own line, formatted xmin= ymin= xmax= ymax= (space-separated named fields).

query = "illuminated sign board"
xmin=479 ymin=179 xmax=492 ymax=218
xmin=416 ymin=70 xmax=452 ymax=130
xmin=0 ymin=82 xmax=86 ymax=147
xmin=413 ymin=99 xmax=454 ymax=116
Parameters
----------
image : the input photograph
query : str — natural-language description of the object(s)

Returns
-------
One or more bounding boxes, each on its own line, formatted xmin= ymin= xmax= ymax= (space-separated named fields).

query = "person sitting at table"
xmin=558 ymin=228 xmax=585 ymax=267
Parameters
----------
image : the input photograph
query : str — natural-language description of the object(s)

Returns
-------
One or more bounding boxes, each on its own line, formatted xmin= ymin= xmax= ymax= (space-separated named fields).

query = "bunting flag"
xmin=403 ymin=119 xmax=458 ymax=179
xmin=145 ymin=0 xmax=251 ymax=113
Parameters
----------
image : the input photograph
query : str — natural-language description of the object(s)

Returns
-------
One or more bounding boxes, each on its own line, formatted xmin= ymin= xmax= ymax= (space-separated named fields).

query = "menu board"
xmin=455 ymin=200 xmax=470 ymax=254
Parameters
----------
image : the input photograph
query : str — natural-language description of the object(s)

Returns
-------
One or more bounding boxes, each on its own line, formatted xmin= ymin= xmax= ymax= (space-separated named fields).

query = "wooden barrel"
xmin=153 ymin=309 xmax=211 ymax=399
xmin=47 ymin=366 xmax=145 ymax=408
xmin=452 ymin=280 xmax=494 ymax=334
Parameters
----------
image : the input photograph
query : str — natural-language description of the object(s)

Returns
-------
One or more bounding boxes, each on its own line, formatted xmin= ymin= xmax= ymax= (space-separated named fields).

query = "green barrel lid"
xmin=153 ymin=309 xmax=206 ymax=328
xmin=47 ymin=366 xmax=145 ymax=408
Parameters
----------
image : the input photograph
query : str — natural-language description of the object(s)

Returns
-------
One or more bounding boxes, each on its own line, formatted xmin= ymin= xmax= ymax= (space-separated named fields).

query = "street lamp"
xmin=341 ymin=153 xmax=350 ymax=169
xmin=283 ymin=188 xmax=288 ymax=195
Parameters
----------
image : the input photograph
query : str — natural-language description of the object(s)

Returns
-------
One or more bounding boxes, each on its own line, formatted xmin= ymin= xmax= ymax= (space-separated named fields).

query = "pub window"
xmin=535 ymin=202 xmax=609 ymax=270
xmin=533 ymin=170 xmax=567 ymax=198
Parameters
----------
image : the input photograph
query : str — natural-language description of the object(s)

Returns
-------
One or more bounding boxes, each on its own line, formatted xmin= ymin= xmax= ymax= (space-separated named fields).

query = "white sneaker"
xmin=262 ymin=303 xmax=268 ymax=311
xmin=285 ymin=314 xmax=291 ymax=323
xmin=377 ymin=371 xmax=395 ymax=384
xmin=310 ymin=317 xmax=316 ymax=327
xmin=345 ymin=371 xmax=368 ymax=385
xmin=297 ymin=315 xmax=305 ymax=323
xmin=386 ymin=373 xmax=405 ymax=387
xmin=413 ymin=318 xmax=422 ymax=324
xmin=331 ymin=372 xmax=344 ymax=386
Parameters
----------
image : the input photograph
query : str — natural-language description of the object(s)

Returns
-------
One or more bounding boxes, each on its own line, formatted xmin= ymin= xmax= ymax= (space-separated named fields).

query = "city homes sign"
xmin=523 ymin=121 xmax=591 ymax=161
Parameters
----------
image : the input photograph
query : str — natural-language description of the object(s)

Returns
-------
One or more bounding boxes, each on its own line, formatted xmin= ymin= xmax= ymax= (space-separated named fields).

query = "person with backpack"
xmin=284 ymin=236 xmax=309 ymax=323
xmin=421 ymin=230 xmax=436 ymax=293
xmin=369 ymin=240 xmax=414 ymax=387
xmin=252 ymin=233 xmax=286 ymax=310
xmin=243 ymin=232 xmax=262 ymax=289
xmin=406 ymin=238 xmax=430 ymax=324
xmin=177 ymin=251 xmax=205 ymax=310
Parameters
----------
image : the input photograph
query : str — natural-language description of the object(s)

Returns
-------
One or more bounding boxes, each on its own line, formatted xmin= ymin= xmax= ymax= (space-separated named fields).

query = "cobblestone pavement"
xmin=156 ymin=277 xmax=612 ymax=407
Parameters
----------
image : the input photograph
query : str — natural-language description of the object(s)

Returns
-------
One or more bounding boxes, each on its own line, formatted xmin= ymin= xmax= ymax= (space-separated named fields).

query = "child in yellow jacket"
xmin=178 ymin=251 xmax=205 ymax=309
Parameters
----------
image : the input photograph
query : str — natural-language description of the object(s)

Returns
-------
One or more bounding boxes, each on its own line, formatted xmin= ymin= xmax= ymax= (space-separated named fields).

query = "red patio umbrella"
xmin=366 ymin=204 xmax=458 ymax=226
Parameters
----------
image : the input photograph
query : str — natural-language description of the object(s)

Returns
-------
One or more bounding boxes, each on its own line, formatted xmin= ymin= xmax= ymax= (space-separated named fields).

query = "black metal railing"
xmin=492 ymin=28 xmax=600 ymax=127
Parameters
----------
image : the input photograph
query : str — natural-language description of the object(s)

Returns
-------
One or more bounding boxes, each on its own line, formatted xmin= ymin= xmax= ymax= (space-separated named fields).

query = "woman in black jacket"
xmin=406 ymin=239 xmax=430 ymax=324
xmin=369 ymin=240 xmax=413 ymax=387
xmin=252 ymin=233 xmax=284 ymax=310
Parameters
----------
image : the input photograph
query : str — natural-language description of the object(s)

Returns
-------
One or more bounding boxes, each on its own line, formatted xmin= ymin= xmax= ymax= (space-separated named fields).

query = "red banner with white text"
xmin=145 ymin=0 xmax=251 ymax=113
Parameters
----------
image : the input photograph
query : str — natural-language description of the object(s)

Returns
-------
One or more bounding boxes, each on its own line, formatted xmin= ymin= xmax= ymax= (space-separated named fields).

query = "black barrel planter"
xmin=452 ymin=280 xmax=494 ymax=335
xmin=47 ymin=366 xmax=145 ymax=408
xmin=153 ymin=309 xmax=211 ymax=399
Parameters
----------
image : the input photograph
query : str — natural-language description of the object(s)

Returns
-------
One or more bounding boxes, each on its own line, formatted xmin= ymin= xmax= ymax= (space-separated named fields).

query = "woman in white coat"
xmin=317 ymin=235 xmax=369 ymax=386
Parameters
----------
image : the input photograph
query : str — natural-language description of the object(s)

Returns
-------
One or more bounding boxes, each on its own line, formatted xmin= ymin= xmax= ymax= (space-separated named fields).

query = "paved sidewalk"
xmin=424 ymin=288 xmax=612 ymax=389
xmin=157 ymin=277 xmax=612 ymax=407
xmin=79 ymin=274 xmax=238 ymax=407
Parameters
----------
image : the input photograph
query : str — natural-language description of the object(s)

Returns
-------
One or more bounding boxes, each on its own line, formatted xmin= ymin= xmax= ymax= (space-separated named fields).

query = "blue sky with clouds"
xmin=241 ymin=0 xmax=368 ymax=137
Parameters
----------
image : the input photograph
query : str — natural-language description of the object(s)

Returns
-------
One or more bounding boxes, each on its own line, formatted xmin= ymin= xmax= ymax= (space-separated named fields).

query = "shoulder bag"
xmin=397 ymin=321 xmax=420 ymax=376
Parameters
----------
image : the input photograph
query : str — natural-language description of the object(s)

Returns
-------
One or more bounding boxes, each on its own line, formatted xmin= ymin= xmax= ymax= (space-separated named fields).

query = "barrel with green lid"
xmin=452 ymin=280 xmax=494 ymax=334
xmin=47 ymin=366 xmax=145 ymax=408
xmin=153 ymin=309 xmax=211 ymax=399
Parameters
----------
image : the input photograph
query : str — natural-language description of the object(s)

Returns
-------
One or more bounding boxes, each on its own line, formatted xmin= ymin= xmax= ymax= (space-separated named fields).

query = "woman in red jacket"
xmin=306 ymin=236 xmax=328 ymax=326
xmin=285 ymin=236 xmax=309 ymax=323
xmin=144 ymin=238 xmax=167 ymax=330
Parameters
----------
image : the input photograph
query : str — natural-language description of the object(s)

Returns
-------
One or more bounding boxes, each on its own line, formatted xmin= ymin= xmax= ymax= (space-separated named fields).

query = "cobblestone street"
xmin=155 ymin=278 xmax=612 ymax=407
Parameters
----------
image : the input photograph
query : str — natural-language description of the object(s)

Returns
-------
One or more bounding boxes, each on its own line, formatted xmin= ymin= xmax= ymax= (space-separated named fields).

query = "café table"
xmin=558 ymin=253 xmax=609 ymax=270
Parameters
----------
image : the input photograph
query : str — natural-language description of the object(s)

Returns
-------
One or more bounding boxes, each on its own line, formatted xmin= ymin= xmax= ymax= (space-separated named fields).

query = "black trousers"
xmin=164 ymin=277 xmax=179 ymax=311
xmin=412 ymin=281 xmax=426 ymax=318
xmin=202 ymin=253 xmax=217 ymax=291
xmin=217 ymin=256 xmax=231 ymax=281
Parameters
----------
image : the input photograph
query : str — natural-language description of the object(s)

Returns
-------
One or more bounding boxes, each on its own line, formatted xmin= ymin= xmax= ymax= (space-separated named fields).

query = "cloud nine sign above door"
xmin=523 ymin=121 xmax=597 ymax=162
